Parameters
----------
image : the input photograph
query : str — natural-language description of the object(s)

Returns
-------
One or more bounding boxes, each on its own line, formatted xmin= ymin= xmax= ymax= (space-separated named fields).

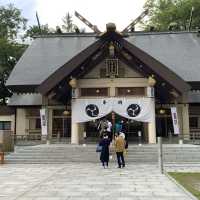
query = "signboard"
xmin=40 ymin=108 xmax=48 ymax=136
xmin=170 ymin=107 xmax=180 ymax=135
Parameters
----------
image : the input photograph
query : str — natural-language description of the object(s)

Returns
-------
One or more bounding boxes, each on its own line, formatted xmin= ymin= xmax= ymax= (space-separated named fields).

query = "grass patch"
xmin=169 ymin=172 xmax=200 ymax=199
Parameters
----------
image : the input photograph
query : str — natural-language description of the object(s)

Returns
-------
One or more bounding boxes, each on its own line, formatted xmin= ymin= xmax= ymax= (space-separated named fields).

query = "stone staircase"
xmin=5 ymin=144 xmax=200 ymax=164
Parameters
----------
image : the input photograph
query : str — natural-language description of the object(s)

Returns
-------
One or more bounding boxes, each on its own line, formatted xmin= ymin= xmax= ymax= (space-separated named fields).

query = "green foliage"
xmin=169 ymin=172 xmax=200 ymax=199
xmin=143 ymin=0 xmax=200 ymax=31
xmin=0 ymin=4 xmax=27 ymax=39
xmin=62 ymin=12 xmax=85 ymax=33
xmin=0 ymin=38 xmax=27 ymax=104
xmin=0 ymin=38 xmax=27 ymax=73
xmin=25 ymin=24 xmax=53 ymax=38
xmin=0 ymin=5 xmax=86 ymax=104
xmin=62 ymin=12 xmax=75 ymax=32
xmin=0 ymin=4 xmax=28 ymax=104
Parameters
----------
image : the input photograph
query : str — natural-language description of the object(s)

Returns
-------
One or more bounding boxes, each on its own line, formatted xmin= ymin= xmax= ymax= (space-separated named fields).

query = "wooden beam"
xmin=120 ymin=39 xmax=191 ymax=94
xmin=37 ymin=39 xmax=104 ymax=95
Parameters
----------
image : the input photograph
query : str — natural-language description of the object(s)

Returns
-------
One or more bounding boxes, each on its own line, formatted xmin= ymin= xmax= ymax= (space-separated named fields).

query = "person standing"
xmin=106 ymin=120 xmax=112 ymax=141
xmin=114 ymin=134 xmax=125 ymax=168
xmin=99 ymin=134 xmax=110 ymax=168
xmin=98 ymin=118 xmax=108 ymax=138
xmin=115 ymin=121 xmax=122 ymax=134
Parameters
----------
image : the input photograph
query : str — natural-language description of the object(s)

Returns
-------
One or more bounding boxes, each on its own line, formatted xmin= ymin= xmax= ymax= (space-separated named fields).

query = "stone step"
xmin=6 ymin=144 xmax=200 ymax=164
xmin=14 ymin=148 xmax=200 ymax=152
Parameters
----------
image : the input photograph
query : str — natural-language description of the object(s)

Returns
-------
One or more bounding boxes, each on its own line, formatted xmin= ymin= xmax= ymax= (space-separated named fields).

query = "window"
xmin=0 ymin=121 xmax=11 ymax=130
xmin=189 ymin=117 xmax=198 ymax=128
xmin=116 ymin=87 xmax=145 ymax=96
xmin=81 ymin=88 xmax=108 ymax=96
xmin=26 ymin=109 xmax=40 ymax=117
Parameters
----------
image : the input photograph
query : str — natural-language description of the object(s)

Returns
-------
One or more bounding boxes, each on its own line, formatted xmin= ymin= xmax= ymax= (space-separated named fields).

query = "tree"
xmin=143 ymin=0 xmax=200 ymax=31
xmin=0 ymin=4 xmax=28 ymax=104
xmin=25 ymin=24 xmax=52 ymax=38
xmin=62 ymin=12 xmax=86 ymax=33
xmin=0 ymin=4 xmax=27 ymax=39
xmin=62 ymin=12 xmax=75 ymax=32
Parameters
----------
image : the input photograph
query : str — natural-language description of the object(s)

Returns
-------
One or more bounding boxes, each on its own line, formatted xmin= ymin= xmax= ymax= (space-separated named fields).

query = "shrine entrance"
xmin=85 ymin=113 xmax=147 ymax=143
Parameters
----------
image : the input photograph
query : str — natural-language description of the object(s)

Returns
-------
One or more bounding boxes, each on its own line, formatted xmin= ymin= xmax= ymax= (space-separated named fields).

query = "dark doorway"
xmin=52 ymin=117 xmax=71 ymax=138
xmin=156 ymin=116 xmax=173 ymax=137
xmin=85 ymin=113 xmax=145 ymax=143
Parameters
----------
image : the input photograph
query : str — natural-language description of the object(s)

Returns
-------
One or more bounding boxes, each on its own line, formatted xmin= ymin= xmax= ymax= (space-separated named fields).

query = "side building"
xmin=5 ymin=27 xmax=200 ymax=144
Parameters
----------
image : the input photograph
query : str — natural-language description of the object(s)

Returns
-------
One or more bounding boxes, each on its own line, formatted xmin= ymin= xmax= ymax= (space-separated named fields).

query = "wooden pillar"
xmin=47 ymin=108 xmax=53 ymax=143
xmin=16 ymin=108 xmax=27 ymax=136
xmin=148 ymin=121 xmax=156 ymax=144
xmin=71 ymin=122 xmax=79 ymax=144
xmin=143 ymin=122 xmax=148 ymax=143
xmin=148 ymin=98 xmax=156 ymax=144
xmin=176 ymin=103 xmax=190 ymax=141
xmin=182 ymin=104 xmax=190 ymax=140
xmin=41 ymin=96 xmax=48 ymax=142
xmin=198 ymin=117 xmax=200 ymax=129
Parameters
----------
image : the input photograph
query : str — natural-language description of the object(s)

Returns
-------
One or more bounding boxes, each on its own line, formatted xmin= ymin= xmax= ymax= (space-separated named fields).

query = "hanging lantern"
xmin=159 ymin=109 xmax=166 ymax=114
xmin=148 ymin=75 xmax=156 ymax=87
xmin=69 ymin=78 xmax=77 ymax=88
xmin=63 ymin=110 xmax=70 ymax=115
xmin=96 ymin=89 xmax=100 ymax=93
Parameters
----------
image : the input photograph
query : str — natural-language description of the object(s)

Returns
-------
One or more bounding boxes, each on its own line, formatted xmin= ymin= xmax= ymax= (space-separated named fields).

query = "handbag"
xmin=96 ymin=144 xmax=102 ymax=152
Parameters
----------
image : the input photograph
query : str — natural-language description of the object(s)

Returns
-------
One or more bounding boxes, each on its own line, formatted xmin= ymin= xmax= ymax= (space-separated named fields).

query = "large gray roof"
xmin=6 ymin=31 xmax=200 ymax=87
xmin=6 ymin=35 xmax=97 ymax=86
xmin=127 ymin=32 xmax=200 ymax=82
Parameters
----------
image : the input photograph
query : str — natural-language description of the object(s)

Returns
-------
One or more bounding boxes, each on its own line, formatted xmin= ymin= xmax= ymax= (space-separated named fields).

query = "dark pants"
xmin=116 ymin=152 xmax=125 ymax=168
xmin=107 ymin=131 xmax=112 ymax=141
xmin=102 ymin=161 xmax=108 ymax=167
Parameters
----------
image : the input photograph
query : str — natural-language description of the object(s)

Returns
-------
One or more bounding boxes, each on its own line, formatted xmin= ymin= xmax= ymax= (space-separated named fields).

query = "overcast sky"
xmin=1 ymin=0 xmax=146 ymax=31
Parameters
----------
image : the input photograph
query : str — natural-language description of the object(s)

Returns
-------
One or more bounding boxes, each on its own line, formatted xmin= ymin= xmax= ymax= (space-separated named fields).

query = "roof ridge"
xmin=127 ymin=30 xmax=198 ymax=36
xmin=33 ymin=30 xmax=199 ymax=38
xmin=34 ymin=32 xmax=97 ymax=38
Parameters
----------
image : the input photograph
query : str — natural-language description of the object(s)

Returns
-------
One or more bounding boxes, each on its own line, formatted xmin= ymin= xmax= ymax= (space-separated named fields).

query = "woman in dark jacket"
xmin=99 ymin=134 xmax=110 ymax=168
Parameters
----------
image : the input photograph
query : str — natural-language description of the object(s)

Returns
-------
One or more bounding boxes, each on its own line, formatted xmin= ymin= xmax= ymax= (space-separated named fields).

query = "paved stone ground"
xmin=0 ymin=163 xmax=196 ymax=200
xmin=166 ymin=163 xmax=200 ymax=172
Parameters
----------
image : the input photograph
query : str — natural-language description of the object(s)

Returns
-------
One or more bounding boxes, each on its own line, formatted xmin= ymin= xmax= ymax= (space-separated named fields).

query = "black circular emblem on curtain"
xmin=127 ymin=104 xmax=141 ymax=117
xmin=85 ymin=104 xmax=99 ymax=117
